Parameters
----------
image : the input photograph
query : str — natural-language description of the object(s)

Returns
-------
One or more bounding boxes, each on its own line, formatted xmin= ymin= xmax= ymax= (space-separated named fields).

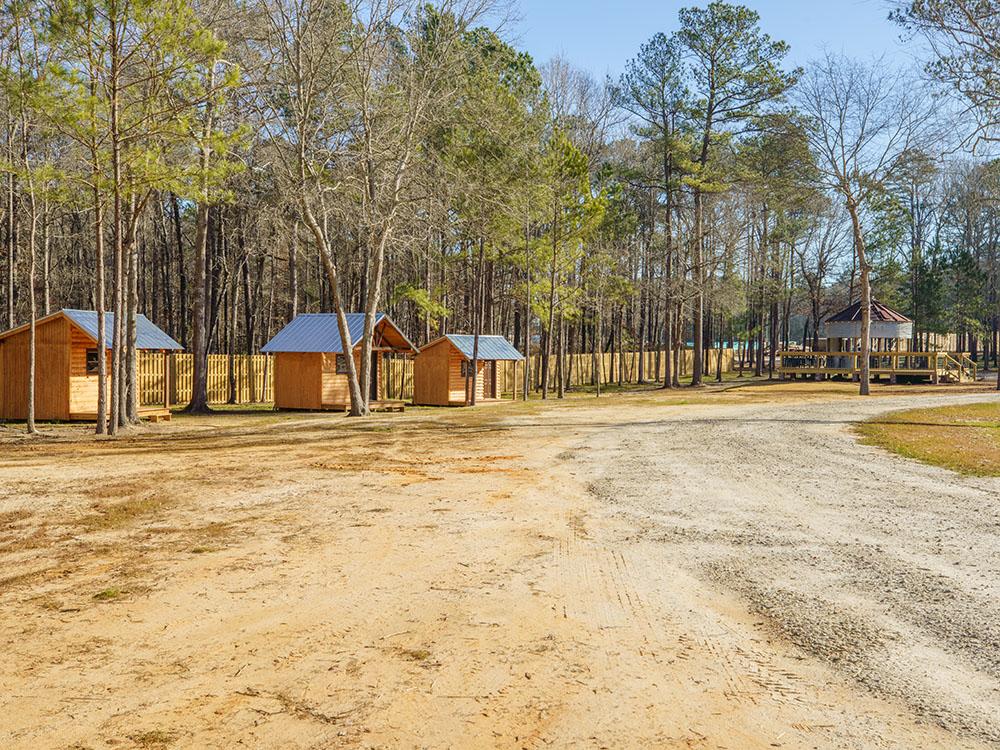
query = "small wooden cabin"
xmin=0 ymin=309 xmax=182 ymax=421
xmin=413 ymin=334 xmax=524 ymax=406
xmin=262 ymin=313 xmax=418 ymax=411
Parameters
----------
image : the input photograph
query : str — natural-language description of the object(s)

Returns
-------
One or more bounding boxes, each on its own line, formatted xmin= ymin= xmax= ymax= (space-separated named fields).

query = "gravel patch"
xmin=579 ymin=391 xmax=1000 ymax=746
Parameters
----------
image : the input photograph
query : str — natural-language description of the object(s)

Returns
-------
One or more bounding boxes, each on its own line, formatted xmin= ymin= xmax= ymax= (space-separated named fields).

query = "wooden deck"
xmin=777 ymin=351 xmax=978 ymax=384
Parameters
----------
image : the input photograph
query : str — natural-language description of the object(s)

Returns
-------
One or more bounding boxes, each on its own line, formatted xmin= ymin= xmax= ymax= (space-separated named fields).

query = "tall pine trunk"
xmin=93 ymin=181 xmax=108 ymax=434
xmin=186 ymin=200 xmax=212 ymax=413
xmin=469 ymin=238 xmax=485 ymax=406
xmin=542 ymin=196 xmax=558 ymax=399
xmin=287 ymin=221 xmax=298 ymax=323
xmin=691 ymin=190 xmax=705 ymax=386
xmin=24 ymin=175 xmax=38 ymax=435
xmin=125 ymin=196 xmax=139 ymax=423
xmin=186 ymin=65 xmax=217 ymax=414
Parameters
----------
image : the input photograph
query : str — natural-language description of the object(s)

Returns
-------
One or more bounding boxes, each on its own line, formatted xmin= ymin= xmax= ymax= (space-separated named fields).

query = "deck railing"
xmin=777 ymin=351 xmax=977 ymax=383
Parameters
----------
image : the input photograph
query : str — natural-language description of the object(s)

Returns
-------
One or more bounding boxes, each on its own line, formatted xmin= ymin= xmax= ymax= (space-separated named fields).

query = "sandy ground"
xmin=1 ymin=382 xmax=999 ymax=749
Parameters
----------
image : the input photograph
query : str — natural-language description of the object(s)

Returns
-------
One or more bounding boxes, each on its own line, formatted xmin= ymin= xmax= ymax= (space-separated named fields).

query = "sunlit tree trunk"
xmin=847 ymin=199 xmax=872 ymax=396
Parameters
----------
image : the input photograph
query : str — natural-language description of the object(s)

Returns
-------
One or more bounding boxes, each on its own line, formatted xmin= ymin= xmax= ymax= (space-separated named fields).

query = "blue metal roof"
xmin=445 ymin=334 xmax=524 ymax=361
xmin=64 ymin=309 xmax=183 ymax=350
xmin=262 ymin=313 xmax=417 ymax=354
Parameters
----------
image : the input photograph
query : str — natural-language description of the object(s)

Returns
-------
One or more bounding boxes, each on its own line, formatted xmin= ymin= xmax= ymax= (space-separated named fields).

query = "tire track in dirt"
xmin=544 ymin=498 xmax=837 ymax=748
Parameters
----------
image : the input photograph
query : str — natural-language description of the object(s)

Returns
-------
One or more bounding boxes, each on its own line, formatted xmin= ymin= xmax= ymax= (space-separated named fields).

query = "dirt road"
xmin=1 ymin=385 xmax=998 ymax=749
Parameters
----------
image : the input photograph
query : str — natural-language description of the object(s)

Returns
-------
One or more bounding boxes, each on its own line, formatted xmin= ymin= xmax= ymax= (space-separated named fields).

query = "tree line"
xmin=2 ymin=0 xmax=999 ymax=433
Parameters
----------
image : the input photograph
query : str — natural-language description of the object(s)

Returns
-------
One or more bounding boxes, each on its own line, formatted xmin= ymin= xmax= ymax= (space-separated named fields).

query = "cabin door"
xmin=481 ymin=361 xmax=494 ymax=399
xmin=370 ymin=357 xmax=379 ymax=402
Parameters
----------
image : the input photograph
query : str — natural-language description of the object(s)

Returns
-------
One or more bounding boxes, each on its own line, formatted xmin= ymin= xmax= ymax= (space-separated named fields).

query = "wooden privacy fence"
xmin=386 ymin=348 xmax=735 ymax=399
xmin=138 ymin=348 xmax=734 ymax=407
xmin=138 ymin=353 xmax=272 ymax=406
xmin=532 ymin=348 xmax=735 ymax=390
xmin=385 ymin=357 xmax=414 ymax=401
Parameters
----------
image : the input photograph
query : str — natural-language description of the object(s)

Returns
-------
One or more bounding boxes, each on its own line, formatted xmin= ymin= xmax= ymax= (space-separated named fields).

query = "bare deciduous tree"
xmin=797 ymin=53 xmax=935 ymax=394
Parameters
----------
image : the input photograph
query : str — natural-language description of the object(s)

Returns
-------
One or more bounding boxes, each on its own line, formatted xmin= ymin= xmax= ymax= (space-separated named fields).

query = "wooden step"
xmin=369 ymin=400 xmax=406 ymax=413
xmin=68 ymin=407 xmax=172 ymax=423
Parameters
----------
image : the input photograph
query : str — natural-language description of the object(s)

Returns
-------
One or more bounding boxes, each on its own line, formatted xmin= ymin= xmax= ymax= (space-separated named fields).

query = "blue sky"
xmin=513 ymin=0 xmax=912 ymax=79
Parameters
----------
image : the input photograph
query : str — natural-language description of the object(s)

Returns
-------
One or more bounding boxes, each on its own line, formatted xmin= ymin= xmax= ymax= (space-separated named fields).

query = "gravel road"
xmin=580 ymin=391 xmax=1000 ymax=746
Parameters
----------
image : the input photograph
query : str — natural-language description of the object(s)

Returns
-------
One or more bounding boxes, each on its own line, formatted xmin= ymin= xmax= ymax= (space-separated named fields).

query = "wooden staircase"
xmin=937 ymin=353 xmax=978 ymax=383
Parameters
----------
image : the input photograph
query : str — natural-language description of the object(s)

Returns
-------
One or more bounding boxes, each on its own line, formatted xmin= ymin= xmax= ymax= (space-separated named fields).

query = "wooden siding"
xmin=272 ymin=350 xmax=383 ymax=411
xmin=412 ymin=339 xmax=452 ymax=406
xmin=320 ymin=351 xmax=382 ymax=409
xmin=67 ymin=324 xmax=110 ymax=416
xmin=274 ymin=352 xmax=323 ymax=409
xmin=0 ymin=315 xmax=72 ymax=420
xmin=447 ymin=352 xmax=490 ymax=404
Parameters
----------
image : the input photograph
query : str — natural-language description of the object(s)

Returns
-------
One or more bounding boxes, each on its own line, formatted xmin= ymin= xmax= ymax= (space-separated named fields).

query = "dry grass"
xmin=0 ymin=523 xmax=51 ymax=554
xmin=0 ymin=569 xmax=47 ymax=593
xmin=80 ymin=493 xmax=173 ymax=532
xmin=858 ymin=402 xmax=1000 ymax=476
xmin=0 ymin=508 xmax=50 ymax=554
xmin=128 ymin=729 xmax=176 ymax=748
xmin=92 ymin=587 xmax=122 ymax=601
xmin=397 ymin=647 xmax=433 ymax=662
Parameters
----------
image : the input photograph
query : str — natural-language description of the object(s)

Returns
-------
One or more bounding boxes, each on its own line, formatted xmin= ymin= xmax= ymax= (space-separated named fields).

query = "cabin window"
xmin=336 ymin=354 xmax=348 ymax=375
xmin=86 ymin=348 xmax=100 ymax=375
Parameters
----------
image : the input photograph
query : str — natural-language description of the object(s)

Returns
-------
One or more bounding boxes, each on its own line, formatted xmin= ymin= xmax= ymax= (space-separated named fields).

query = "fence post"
xmin=163 ymin=352 xmax=170 ymax=409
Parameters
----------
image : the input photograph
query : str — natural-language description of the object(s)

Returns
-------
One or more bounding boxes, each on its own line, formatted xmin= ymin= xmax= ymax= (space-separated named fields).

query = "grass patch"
xmin=81 ymin=494 xmax=172 ymax=532
xmin=397 ymin=647 xmax=432 ymax=662
xmin=191 ymin=520 xmax=233 ymax=540
xmin=129 ymin=729 xmax=176 ymax=748
xmin=858 ymin=402 xmax=1000 ymax=476
xmin=93 ymin=587 xmax=122 ymax=601
xmin=149 ymin=519 xmax=235 ymax=553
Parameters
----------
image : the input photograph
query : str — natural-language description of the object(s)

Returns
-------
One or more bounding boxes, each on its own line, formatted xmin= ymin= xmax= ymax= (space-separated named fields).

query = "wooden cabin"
xmin=777 ymin=300 xmax=977 ymax=383
xmin=262 ymin=313 xmax=418 ymax=411
xmin=413 ymin=334 xmax=524 ymax=406
xmin=0 ymin=309 xmax=182 ymax=421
